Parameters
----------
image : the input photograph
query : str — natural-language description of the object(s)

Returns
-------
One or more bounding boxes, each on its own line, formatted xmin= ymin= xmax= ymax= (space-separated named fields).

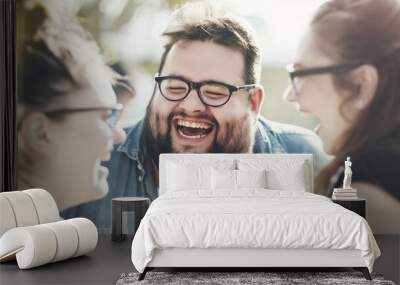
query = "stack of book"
xmin=332 ymin=188 xmax=358 ymax=200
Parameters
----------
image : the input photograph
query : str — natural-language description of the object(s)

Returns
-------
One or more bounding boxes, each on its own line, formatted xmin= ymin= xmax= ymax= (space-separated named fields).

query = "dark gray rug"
xmin=116 ymin=271 xmax=396 ymax=285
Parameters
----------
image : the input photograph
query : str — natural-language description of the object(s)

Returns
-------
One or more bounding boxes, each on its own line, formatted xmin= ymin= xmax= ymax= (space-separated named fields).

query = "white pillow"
xmin=167 ymin=162 xmax=211 ymax=191
xmin=238 ymin=159 xmax=308 ymax=191
xmin=211 ymin=168 xmax=236 ymax=190
xmin=266 ymin=168 xmax=306 ymax=191
xmin=211 ymin=169 xmax=268 ymax=190
xmin=236 ymin=169 xmax=268 ymax=189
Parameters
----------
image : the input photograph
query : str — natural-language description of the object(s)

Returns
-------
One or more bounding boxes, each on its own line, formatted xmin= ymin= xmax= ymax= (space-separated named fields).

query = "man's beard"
xmin=143 ymin=104 xmax=256 ymax=164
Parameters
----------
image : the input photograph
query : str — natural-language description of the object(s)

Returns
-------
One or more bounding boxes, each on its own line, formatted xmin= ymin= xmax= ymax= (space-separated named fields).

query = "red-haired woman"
xmin=285 ymin=0 xmax=400 ymax=233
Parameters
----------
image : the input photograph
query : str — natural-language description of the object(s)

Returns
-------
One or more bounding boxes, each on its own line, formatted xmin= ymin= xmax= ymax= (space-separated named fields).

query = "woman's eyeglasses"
xmin=43 ymin=104 xmax=123 ymax=129
xmin=286 ymin=62 xmax=362 ymax=95
xmin=155 ymin=75 xmax=256 ymax=107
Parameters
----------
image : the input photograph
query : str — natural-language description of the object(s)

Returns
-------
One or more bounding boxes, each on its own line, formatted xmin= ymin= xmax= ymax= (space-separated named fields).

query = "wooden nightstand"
xmin=332 ymin=198 xmax=366 ymax=218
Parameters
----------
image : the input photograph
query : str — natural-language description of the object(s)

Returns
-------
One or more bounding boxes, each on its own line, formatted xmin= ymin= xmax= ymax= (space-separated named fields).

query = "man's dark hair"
xmin=157 ymin=2 xmax=261 ymax=84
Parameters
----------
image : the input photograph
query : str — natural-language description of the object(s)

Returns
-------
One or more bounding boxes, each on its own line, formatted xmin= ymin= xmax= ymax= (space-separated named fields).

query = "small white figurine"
xmin=342 ymin=157 xmax=353 ymax=189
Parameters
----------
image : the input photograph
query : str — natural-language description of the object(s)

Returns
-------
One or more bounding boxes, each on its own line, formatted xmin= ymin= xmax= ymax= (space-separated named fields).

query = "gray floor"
xmin=373 ymin=234 xmax=400 ymax=284
xmin=0 ymin=234 xmax=398 ymax=285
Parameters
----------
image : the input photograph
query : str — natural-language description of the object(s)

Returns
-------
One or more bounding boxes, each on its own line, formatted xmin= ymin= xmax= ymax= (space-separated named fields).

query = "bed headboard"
xmin=159 ymin=153 xmax=314 ymax=195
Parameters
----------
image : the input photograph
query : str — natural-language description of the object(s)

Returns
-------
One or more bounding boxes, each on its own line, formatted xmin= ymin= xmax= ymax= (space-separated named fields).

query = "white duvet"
xmin=131 ymin=190 xmax=380 ymax=273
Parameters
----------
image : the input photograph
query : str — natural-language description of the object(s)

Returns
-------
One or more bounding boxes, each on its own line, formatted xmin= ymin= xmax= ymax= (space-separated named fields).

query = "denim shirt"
xmin=62 ymin=116 xmax=328 ymax=232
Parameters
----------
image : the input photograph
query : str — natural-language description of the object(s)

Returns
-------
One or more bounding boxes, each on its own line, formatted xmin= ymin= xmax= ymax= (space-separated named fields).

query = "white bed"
xmin=131 ymin=154 xmax=380 ymax=280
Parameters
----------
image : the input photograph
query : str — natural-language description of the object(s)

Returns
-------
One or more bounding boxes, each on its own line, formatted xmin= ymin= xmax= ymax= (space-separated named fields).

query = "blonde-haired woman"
xmin=17 ymin=6 xmax=124 ymax=210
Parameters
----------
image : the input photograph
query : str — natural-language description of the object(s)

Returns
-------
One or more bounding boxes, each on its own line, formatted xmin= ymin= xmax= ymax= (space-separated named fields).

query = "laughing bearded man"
xmin=62 ymin=3 xmax=328 ymax=231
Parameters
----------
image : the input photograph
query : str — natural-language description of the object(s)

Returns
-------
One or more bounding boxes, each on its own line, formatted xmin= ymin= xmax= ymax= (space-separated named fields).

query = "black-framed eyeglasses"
xmin=286 ymin=62 xmax=362 ymax=95
xmin=43 ymin=104 xmax=123 ymax=129
xmin=155 ymin=75 xmax=256 ymax=107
